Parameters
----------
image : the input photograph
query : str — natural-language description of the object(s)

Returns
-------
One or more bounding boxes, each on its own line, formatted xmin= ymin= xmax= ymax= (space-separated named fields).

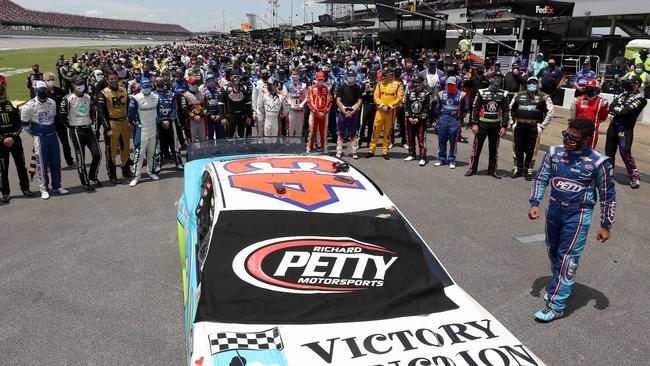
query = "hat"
xmin=446 ymin=76 xmax=457 ymax=85
xmin=73 ymin=78 xmax=86 ymax=86
xmin=155 ymin=79 xmax=166 ymax=87
xmin=187 ymin=76 xmax=201 ymax=85
xmin=585 ymin=79 xmax=598 ymax=88
xmin=205 ymin=73 xmax=216 ymax=81
xmin=527 ymin=76 xmax=539 ymax=83
xmin=315 ymin=72 xmax=325 ymax=81
xmin=140 ymin=78 xmax=152 ymax=89
xmin=0 ymin=74 xmax=5 ymax=84
xmin=494 ymin=60 xmax=501 ymax=66
xmin=34 ymin=80 xmax=47 ymax=90
xmin=624 ymin=75 xmax=642 ymax=85
xmin=536 ymin=53 xmax=544 ymax=57
xmin=427 ymin=59 xmax=437 ymax=67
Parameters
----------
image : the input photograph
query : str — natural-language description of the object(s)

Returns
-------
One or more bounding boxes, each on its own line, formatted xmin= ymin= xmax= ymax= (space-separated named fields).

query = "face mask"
xmin=207 ymin=81 xmax=216 ymax=88
xmin=548 ymin=64 xmax=556 ymax=68
xmin=261 ymin=74 xmax=270 ymax=81
xmin=527 ymin=83 xmax=538 ymax=93
xmin=582 ymin=66 xmax=590 ymax=71
xmin=109 ymin=80 xmax=119 ymax=89
xmin=189 ymin=85 xmax=199 ymax=92
xmin=291 ymin=75 xmax=300 ymax=82
xmin=36 ymin=89 xmax=47 ymax=100
xmin=316 ymin=80 xmax=324 ymax=86
xmin=74 ymin=85 xmax=86 ymax=94
xmin=46 ymin=80 xmax=56 ymax=88
xmin=142 ymin=88 xmax=151 ymax=95
xmin=33 ymin=69 xmax=39 ymax=73
xmin=96 ymin=74 xmax=104 ymax=81
xmin=347 ymin=76 xmax=356 ymax=84
xmin=135 ymin=75 xmax=143 ymax=83
xmin=585 ymin=88 xmax=597 ymax=98
xmin=635 ymin=68 xmax=643 ymax=74
xmin=622 ymin=82 xmax=634 ymax=92
xmin=447 ymin=84 xmax=458 ymax=95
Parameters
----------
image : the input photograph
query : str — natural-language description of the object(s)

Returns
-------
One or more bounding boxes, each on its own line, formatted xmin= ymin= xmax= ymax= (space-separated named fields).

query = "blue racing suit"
xmin=530 ymin=145 xmax=616 ymax=312
xmin=20 ymin=98 xmax=62 ymax=190
xmin=435 ymin=90 xmax=469 ymax=164
xmin=202 ymin=87 xmax=226 ymax=139
xmin=153 ymin=89 xmax=183 ymax=171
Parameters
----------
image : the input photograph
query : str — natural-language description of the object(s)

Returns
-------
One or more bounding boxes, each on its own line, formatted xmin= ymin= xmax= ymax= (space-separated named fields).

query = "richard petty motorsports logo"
xmin=232 ymin=237 xmax=399 ymax=294
xmin=552 ymin=177 xmax=586 ymax=193
xmin=224 ymin=157 xmax=365 ymax=211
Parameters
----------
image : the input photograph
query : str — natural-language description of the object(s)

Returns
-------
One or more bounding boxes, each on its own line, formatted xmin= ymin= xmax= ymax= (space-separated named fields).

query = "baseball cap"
xmin=34 ymin=80 xmax=47 ymax=90
xmin=447 ymin=76 xmax=457 ymax=85
xmin=585 ymin=79 xmax=598 ymax=88
xmin=527 ymin=76 xmax=539 ymax=83
xmin=0 ymin=74 xmax=5 ymax=84
xmin=315 ymin=72 xmax=325 ymax=81
xmin=536 ymin=53 xmax=544 ymax=57
xmin=187 ymin=76 xmax=201 ymax=85
xmin=140 ymin=78 xmax=152 ymax=89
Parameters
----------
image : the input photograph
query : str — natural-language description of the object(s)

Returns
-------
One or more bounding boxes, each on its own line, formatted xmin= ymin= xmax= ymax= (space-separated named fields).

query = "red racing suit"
xmin=306 ymin=84 xmax=332 ymax=152
xmin=570 ymin=96 xmax=609 ymax=148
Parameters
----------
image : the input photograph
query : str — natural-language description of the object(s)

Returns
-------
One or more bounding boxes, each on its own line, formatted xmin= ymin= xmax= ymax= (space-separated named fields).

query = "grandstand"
xmin=0 ymin=0 xmax=191 ymax=39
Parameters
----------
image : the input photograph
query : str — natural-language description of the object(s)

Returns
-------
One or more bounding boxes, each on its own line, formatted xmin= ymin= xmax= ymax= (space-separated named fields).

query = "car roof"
xmin=208 ymin=155 xmax=393 ymax=213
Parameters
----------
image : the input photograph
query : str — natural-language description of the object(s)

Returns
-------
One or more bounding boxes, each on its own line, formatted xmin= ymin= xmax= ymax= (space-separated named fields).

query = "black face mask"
xmin=36 ymin=90 xmax=47 ymax=100
xmin=622 ymin=82 xmax=634 ymax=92
xmin=109 ymin=80 xmax=119 ymax=90
xmin=585 ymin=88 xmax=597 ymax=98
xmin=261 ymin=74 xmax=270 ymax=80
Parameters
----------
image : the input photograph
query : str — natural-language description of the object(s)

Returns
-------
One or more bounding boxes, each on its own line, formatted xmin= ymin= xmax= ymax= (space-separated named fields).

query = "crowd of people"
xmin=0 ymin=41 xmax=647 ymax=203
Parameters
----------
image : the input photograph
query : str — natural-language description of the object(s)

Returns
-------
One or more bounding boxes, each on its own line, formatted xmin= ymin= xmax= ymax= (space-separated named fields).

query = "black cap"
xmin=625 ymin=75 xmax=642 ymax=85
xmin=73 ymin=78 xmax=85 ymax=86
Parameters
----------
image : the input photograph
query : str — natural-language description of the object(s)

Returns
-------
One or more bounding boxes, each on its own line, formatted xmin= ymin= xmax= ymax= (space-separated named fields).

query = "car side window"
xmin=196 ymin=171 xmax=215 ymax=274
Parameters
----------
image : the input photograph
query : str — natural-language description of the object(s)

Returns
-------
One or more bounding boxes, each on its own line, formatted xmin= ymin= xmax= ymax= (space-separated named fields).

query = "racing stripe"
xmin=531 ymin=152 xmax=550 ymax=201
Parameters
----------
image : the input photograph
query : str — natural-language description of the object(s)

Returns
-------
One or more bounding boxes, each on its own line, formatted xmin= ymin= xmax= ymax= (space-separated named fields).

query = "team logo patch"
xmin=411 ymin=100 xmax=423 ymax=114
xmin=552 ymin=177 xmax=585 ymax=193
xmin=486 ymin=101 xmax=498 ymax=112
xmin=565 ymin=257 xmax=578 ymax=281
xmin=232 ymin=237 xmax=399 ymax=294
xmin=584 ymin=163 xmax=594 ymax=170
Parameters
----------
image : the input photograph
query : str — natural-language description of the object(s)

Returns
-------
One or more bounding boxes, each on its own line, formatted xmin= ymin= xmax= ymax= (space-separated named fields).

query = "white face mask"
xmin=316 ymin=80 xmax=324 ymax=86
xmin=46 ymin=80 xmax=56 ymax=88
xmin=635 ymin=68 xmax=644 ymax=74
xmin=74 ymin=85 xmax=86 ymax=93
xmin=96 ymin=74 xmax=104 ymax=81
xmin=291 ymin=75 xmax=300 ymax=82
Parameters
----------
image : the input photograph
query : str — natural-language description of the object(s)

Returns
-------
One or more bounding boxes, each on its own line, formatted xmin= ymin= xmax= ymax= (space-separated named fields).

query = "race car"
xmin=177 ymin=150 xmax=544 ymax=366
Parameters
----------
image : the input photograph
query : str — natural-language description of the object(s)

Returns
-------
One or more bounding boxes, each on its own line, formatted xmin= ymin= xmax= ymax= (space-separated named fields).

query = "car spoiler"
xmin=186 ymin=137 xmax=308 ymax=161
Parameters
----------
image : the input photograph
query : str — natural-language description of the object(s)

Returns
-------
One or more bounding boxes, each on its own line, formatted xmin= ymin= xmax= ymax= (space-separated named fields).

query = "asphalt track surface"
xmin=1 ymin=118 xmax=648 ymax=365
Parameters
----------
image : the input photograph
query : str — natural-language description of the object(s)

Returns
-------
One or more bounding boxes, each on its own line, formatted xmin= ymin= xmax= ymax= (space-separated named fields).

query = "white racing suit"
xmin=282 ymin=81 xmax=307 ymax=137
xmin=128 ymin=92 xmax=159 ymax=179
xmin=257 ymin=92 xmax=287 ymax=137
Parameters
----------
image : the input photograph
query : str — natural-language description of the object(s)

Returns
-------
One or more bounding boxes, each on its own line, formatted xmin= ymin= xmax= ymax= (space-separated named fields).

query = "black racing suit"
xmin=509 ymin=91 xmax=554 ymax=175
xmin=220 ymin=85 xmax=252 ymax=138
xmin=359 ymin=78 xmax=376 ymax=146
xmin=404 ymin=86 xmax=431 ymax=160
xmin=48 ymin=86 xmax=75 ymax=166
xmin=468 ymin=88 xmax=510 ymax=174
xmin=605 ymin=91 xmax=647 ymax=181
xmin=0 ymin=100 xmax=30 ymax=196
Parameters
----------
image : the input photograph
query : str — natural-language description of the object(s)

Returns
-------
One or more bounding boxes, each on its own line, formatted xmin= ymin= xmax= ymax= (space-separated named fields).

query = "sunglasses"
xmin=562 ymin=130 xmax=582 ymax=142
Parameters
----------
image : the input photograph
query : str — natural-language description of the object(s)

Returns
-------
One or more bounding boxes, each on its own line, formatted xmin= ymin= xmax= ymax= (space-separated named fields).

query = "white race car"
xmin=177 ymin=152 xmax=544 ymax=366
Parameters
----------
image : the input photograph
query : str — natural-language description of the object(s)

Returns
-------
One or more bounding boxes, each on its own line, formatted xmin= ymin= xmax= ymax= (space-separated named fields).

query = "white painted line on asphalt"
xmin=514 ymin=233 xmax=546 ymax=244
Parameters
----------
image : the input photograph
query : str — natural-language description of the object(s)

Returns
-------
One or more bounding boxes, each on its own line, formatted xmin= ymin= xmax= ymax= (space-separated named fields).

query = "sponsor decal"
xmin=570 ymin=168 xmax=581 ymax=174
xmin=486 ymin=101 xmax=498 ymax=112
xmin=552 ymin=162 xmax=558 ymax=171
xmin=233 ymin=237 xmax=398 ymax=294
xmin=552 ymin=177 xmax=585 ymax=193
xmin=585 ymin=163 xmax=594 ymax=171
xmin=565 ymin=257 xmax=578 ymax=281
xmin=209 ymin=327 xmax=288 ymax=366
xmin=536 ymin=5 xmax=554 ymax=14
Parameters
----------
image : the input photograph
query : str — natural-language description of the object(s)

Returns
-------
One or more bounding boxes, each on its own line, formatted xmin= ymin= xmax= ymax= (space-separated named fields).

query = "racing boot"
xmin=630 ymin=179 xmax=640 ymax=189
xmin=511 ymin=167 xmax=523 ymax=179
xmin=534 ymin=306 xmax=563 ymax=323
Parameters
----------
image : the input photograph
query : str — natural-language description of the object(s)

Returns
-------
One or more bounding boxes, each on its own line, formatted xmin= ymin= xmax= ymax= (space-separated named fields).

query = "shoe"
xmin=489 ymin=172 xmax=502 ymax=179
xmin=630 ymin=179 xmax=640 ymax=189
xmin=1 ymin=195 xmax=9 ymax=203
xmin=176 ymin=164 xmax=184 ymax=170
xmin=82 ymin=184 xmax=95 ymax=191
xmin=434 ymin=161 xmax=444 ymax=167
xmin=465 ymin=170 xmax=476 ymax=177
xmin=365 ymin=152 xmax=374 ymax=158
xmin=459 ymin=136 xmax=468 ymax=144
xmin=22 ymin=189 xmax=34 ymax=197
xmin=40 ymin=189 xmax=50 ymax=200
xmin=110 ymin=178 xmax=121 ymax=185
xmin=149 ymin=173 xmax=160 ymax=181
xmin=534 ymin=307 xmax=563 ymax=323
xmin=525 ymin=173 xmax=533 ymax=181
xmin=335 ymin=151 xmax=343 ymax=158
xmin=404 ymin=156 xmax=415 ymax=162
xmin=66 ymin=161 xmax=75 ymax=168
xmin=403 ymin=144 xmax=409 ymax=150
xmin=180 ymin=144 xmax=188 ymax=151
xmin=511 ymin=170 xmax=523 ymax=179
xmin=90 ymin=179 xmax=102 ymax=188
xmin=382 ymin=154 xmax=390 ymax=160
xmin=449 ymin=163 xmax=456 ymax=169
xmin=352 ymin=153 xmax=359 ymax=160
xmin=419 ymin=159 xmax=426 ymax=167
xmin=53 ymin=187 xmax=69 ymax=195
xmin=129 ymin=179 xmax=139 ymax=187
xmin=389 ymin=143 xmax=393 ymax=149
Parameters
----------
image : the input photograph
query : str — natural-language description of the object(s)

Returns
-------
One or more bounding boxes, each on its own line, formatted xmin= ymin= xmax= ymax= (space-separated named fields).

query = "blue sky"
xmin=12 ymin=0 xmax=326 ymax=32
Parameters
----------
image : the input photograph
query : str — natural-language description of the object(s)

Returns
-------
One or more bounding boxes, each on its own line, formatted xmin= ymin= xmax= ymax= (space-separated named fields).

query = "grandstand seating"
xmin=0 ymin=0 xmax=191 ymax=35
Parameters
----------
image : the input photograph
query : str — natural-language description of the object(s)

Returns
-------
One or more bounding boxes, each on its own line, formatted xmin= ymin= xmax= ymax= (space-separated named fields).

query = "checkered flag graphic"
xmin=208 ymin=327 xmax=284 ymax=355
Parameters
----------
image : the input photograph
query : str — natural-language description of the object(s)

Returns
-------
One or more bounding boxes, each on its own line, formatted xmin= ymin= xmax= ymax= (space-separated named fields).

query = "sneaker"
xmin=90 ymin=179 xmax=102 ymax=188
xmin=534 ymin=307 xmax=564 ymax=323
xmin=110 ymin=178 xmax=121 ymax=185
xmin=525 ymin=173 xmax=533 ymax=181
xmin=82 ymin=184 xmax=95 ymax=191
xmin=1 ymin=195 xmax=9 ymax=203
xmin=434 ymin=160 xmax=444 ymax=167
xmin=511 ymin=169 xmax=523 ymax=179
xmin=489 ymin=172 xmax=502 ymax=179
xmin=419 ymin=159 xmax=426 ymax=167
xmin=403 ymin=144 xmax=409 ymax=150
xmin=630 ymin=179 xmax=640 ymax=189
xmin=149 ymin=173 xmax=160 ymax=181
xmin=449 ymin=163 xmax=456 ymax=169
xmin=129 ymin=179 xmax=139 ymax=187
xmin=382 ymin=154 xmax=390 ymax=160
xmin=53 ymin=187 xmax=69 ymax=195
xmin=176 ymin=164 xmax=184 ymax=170
xmin=365 ymin=152 xmax=374 ymax=158
xmin=352 ymin=153 xmax=359 ymax=160
xmin=335 ymin=151 xmax=343 ymax=158
xmin=459 ymin=136 xmax=468 ymax=144
xmin=40 ymin=189 xmax=50 ymax=200
xmin=22 ymin=189 xmax=34 ymax=197
xmin=465 ymin=170 xmax=476 ymax=177
xmin=389 ymin=143 xmax=393 ymax=149
xmin=404 ymin=156 xmax=415 ymax=162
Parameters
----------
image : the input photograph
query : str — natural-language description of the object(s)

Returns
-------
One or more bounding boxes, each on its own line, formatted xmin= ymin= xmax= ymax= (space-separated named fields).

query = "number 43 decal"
xmin=225 ymin=157 xmax=366 ymax=211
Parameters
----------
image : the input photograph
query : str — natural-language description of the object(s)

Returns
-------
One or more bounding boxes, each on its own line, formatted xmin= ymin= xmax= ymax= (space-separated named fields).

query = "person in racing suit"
xmin=282 ymin=68 xmax=307 ymax=137
xmin=403 ymin=75 xmax=431 ymax=166
xmin=98 ymin=70 xmax=132 ymax=184
xmin=60 ymin=78 xmax=101 ymax=190
xmin=0 ymin=75 xmax=33 ymax=202
xmin=153 ymin=78 xmax=183 ymax=173
xmin=181 ymin=76 xmax=208 ymax=142
xmin=221 ymin=73 xmax=252 ymax=138
xmin=252 ymin=68 xmax=270 ymax=133
xmin=257 ymin=77 xmax=286 ymax=137
xmin=21 ymin=81 xmax=69 ymax=199
xmin=466 ymin=77 xmax=509 ymax=178
xmin=509 ymin=76 xmax=554 ymax=180
xmin=570 ymin=79 xmax=609 ymax=148
xmin=307 ymin=72 xmax=333 ymax=153
xmin=128 ymin=79 xmax=160 ymax=186
xmin=173 ymin=72 xmax=189 ymax=149
xmin=367 ymin=67 xmax=403 ymax=159
xmin=335 ymin=69 xmax=363 ymax=159
xmin=529 ymin=118 xmax=616 ymax=322
xmin=202 ymin=74 xmax=225 ymax=139
xmin=358 ymin=69 xmax=377 ymax=147
xmin=605 ymin=75 xmax=647 ymax=189
xmin=433 ymin=76 xmax=469 ymax=168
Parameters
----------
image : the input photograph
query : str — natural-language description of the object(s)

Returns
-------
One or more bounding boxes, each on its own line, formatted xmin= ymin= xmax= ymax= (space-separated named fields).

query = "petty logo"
xmin=232 ymin=237 xmax=399 ymax=294
xmin=225 ymin=157 xmax=365 ymax=211
xmin=552 ymin=177 xmax=585 ymax=193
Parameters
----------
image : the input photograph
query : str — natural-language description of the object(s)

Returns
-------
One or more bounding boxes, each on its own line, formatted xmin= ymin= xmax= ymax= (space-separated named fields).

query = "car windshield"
xmin=194 ymin=209 xmax=457 ymax=325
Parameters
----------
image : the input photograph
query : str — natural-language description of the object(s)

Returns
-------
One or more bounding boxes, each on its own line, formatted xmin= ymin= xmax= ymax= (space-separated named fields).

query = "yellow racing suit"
xmin=369 ymin=80 xmax=404 ymax=155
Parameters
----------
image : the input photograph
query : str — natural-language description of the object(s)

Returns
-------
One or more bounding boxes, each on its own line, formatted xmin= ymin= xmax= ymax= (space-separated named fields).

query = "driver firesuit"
xmin=403 ymin=75 xmax=431 ymax=165
xmin=368 ymin=67 xmax=403 ymax=158
xmin=282 ymin=72 xmax=308 ymax=137
xmin=257 ymin=78 xmax=286 ymax=137
xmin=605 ymin=75 xmax=647 ymax=188
xmin=570 ymin=79 xmax=609 ymax=148
xmin=306 ymin=72 xmax=333 ymax=153
xmin=221 ymin=74 xmax=252 ymax=138
xmin=202 ymin=74 xmax=225 ymax=140
xmin=128 ymin=79 xmax=160 ymax=186
xmin=98 ymin=73 xmax=131 ymax=183
xmin=530 ymin=133 xmax=616 ymax=321
xmin=509 ymin=77 xmax=554 ymax=180
xmin=181 ymin=76 xmax=207 ymax=142
xmin=153 ymin=80 xmax=183 ymax=172
xmin=433 ymin=76 xmax=469 ymax=168
xmin=466 ymin=78 xmax=509 ymax=177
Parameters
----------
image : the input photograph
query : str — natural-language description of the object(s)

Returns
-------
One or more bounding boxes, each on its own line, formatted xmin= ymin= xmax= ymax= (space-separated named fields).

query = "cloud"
xmin=84 ymin=9 xmax=103 ymax=17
